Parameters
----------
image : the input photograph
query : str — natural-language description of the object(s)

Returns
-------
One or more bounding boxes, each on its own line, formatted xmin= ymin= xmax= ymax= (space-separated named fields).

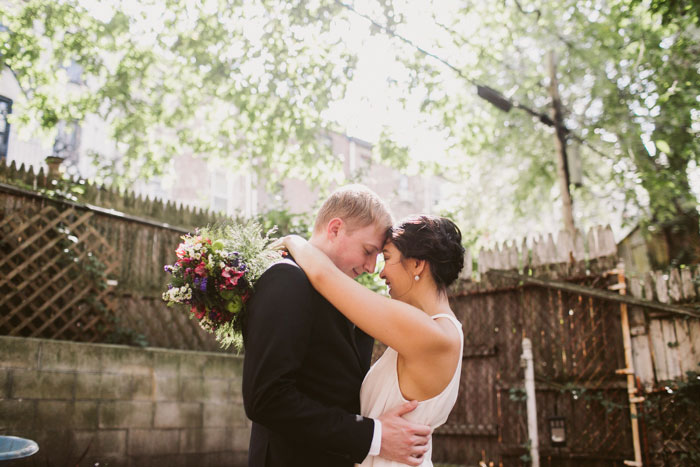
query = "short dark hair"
xmin=389 ymin=215 xmax=465 ymax=293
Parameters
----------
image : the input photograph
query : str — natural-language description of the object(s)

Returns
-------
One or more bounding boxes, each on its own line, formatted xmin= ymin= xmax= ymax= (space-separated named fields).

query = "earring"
xmin=414 ymin=275 xmax=420 ymax=281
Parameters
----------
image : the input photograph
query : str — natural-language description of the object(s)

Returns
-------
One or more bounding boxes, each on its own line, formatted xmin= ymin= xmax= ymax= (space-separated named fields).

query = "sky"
xmin=323 ymin=1 xmax=457 ymax=166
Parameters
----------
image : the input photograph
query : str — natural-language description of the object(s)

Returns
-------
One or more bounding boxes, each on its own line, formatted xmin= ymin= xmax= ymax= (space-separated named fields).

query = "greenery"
xmin=629 ymin=0 xmax=700 ymax=25
xmin=355 ymin=257 xmax=389 ymax=296
xmin=2 ymin=0 xmax=698 ymax=248
xmin=255 ymin=208 xmax=313 ymax=238
xmin=40 ymin=174 xmax=86 ymax=202
xmin=642 ymin=366 xmax=700 ymax=463
xmin=0 ymin=0 xmax=356 ymax=188
xmin=371 ymin=0 xmax=699 ymax=234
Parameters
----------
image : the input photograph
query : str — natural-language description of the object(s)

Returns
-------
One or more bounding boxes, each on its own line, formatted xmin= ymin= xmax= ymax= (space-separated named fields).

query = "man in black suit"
xmin=243 ymin=185 xmax=431 ymax=467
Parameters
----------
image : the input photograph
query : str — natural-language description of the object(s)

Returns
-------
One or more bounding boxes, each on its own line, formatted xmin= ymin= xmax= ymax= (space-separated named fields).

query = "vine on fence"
xmin=56 ymin=226 xmax=148 ymax=347
xmin=642 ymin=366 xmax=700 ymax=463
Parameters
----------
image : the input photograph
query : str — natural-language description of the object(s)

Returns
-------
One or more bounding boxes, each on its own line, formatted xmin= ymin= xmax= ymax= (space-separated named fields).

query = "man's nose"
xmin=364 ymin=256 xmax=377 ymax=274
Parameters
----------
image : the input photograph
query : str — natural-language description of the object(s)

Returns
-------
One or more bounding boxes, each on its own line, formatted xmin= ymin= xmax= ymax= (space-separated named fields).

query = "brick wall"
xmin=0 ymin=336 xmax=249 ymax=466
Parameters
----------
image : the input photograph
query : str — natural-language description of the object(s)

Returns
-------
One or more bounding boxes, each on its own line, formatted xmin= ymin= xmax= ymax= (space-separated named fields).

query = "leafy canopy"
xmin=0 ymin=0 xmax=357 ymax=186
xmin=372 ymin=0 xmax=699 ymax=235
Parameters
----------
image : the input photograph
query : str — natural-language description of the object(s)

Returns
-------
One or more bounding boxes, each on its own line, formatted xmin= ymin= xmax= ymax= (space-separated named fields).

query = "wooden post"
xmin=44 ymin=155 xmax=64 ymax=180
xmin=548 ymin=51 xmax=575 ymax=234
xmin=613 ymin=263 xmax=643 ymax=466
xmin=521 ymin=338 xmax=540 ymax=467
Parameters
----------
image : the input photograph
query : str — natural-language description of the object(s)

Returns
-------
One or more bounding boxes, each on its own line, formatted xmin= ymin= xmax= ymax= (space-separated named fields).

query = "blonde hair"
xmin=314 ymin=185 xmax=393 ymax=234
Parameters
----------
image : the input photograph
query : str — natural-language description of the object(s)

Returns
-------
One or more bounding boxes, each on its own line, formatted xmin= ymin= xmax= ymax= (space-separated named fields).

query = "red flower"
xmin=222 ymin=268 xmax=244 ymax=287
xmin=194 ymin=262 xmax=207 ymax=277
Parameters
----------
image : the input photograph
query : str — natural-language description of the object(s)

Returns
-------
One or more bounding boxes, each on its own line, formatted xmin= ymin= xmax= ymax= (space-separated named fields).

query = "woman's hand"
xmin=270 ymin=235 xmax=307 ymax=257
xmin=270 ymin=235 xmax=335 ymax=284
xmin=270 ymin=235 xmax=309 ymax=258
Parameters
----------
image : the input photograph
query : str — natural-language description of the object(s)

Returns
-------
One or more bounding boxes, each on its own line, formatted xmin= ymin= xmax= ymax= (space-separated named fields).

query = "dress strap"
xmin=431 ymin=313 xmax=463 ymax=332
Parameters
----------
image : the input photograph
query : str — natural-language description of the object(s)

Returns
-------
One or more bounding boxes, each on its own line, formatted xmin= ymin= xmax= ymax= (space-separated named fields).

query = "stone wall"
xmin=0 ymin=336 xmax=249 ymax=466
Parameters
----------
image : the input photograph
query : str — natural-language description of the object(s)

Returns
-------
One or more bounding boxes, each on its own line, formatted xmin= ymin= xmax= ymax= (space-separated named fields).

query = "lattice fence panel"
xmin=1 ymin=201 xmax=121 ymax=342
xmin=524 ymin=278 xmax=632 ymax=459
xmin=643 ymin=386 xmax=700 ymax=466
xmin=433 ymin=273 xmax=636 ymax=466
xmin=119 ymin=295 xmax=221 ymax=352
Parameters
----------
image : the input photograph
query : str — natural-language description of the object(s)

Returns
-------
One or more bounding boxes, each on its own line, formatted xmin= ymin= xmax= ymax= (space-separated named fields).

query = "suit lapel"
xmin=351 ymin=323 xmax=374 ymax=373
xmin=345 ymin=318 xmax=363 ymax=368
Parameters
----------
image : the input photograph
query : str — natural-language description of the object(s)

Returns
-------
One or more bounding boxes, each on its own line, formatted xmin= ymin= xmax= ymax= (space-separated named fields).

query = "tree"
xmin=0 ymin=0 xmax=356 ymax=187
xmin=369 ymin=0 xmax=699 ymax=239
xmin=629 ymin=0 xmax=700 ymax=24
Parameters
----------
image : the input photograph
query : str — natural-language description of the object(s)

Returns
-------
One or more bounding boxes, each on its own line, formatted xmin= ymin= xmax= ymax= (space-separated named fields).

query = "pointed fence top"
xmin=469 ymin=225 xmax=618 ymax=279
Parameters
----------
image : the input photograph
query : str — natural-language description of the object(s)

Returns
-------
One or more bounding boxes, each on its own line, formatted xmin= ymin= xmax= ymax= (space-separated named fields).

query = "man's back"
xmin=242 ymin=260 xmax=375 ymax=467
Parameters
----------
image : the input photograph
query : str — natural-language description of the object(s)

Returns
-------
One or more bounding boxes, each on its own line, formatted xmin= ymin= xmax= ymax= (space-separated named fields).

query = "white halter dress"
xmin=358 ymin=313 xmax=464 ymax=467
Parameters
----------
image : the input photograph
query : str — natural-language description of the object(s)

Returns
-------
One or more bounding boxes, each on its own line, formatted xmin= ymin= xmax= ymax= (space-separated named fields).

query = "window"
xmin=0 ymin=96 xmax=12 ymax=161
xmin=210 ymin=171 xmax=229 ymax=213
xmin=398 ymin=174 xmax=413 ymax=202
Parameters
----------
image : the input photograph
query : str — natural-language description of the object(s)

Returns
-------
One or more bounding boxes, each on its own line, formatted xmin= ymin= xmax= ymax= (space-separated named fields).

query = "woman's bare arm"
xmin=279 ymin=235 xmax=453 ymax=359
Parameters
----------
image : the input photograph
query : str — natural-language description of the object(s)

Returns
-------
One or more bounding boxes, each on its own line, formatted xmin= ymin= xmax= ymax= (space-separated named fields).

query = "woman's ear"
xmin=413 ymin=258 xmax=427 ymax=277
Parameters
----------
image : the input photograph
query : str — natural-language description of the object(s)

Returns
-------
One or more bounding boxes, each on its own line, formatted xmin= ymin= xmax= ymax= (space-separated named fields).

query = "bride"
xmin=277 ymin=214 xmax=465 ymax=467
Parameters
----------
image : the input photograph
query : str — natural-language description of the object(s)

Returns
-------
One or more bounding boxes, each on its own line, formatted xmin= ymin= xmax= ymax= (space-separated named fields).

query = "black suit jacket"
xmin=242 ymin=259 xmax=376 ymax=467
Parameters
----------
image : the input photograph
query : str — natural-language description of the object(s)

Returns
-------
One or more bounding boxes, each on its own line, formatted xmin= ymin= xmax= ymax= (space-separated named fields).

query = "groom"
xmin=242 ymin=185 xmax=431 ymax=467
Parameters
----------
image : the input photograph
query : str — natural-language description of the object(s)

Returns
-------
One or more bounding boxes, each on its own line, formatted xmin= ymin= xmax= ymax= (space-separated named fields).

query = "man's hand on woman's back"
xmin=378 ymin=401 xmax=431 ymax=466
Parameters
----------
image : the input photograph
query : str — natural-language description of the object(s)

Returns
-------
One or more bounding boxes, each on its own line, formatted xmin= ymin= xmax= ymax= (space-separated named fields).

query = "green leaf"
xmin=655 ymin=140 xmax=672 ymax=154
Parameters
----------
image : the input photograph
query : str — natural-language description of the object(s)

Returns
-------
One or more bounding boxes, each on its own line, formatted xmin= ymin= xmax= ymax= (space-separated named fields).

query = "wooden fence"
xmin=430 ymin=227 xmax=700 ymax=466
xmin=0 ymin=160 xmax=226 ymax=351
xmin=0 ymin=159 xmax=227 ymax=230
xmin=2 ymin=159 xmax=698 ymax=465
xmin=470 ymin=227 xmax=700 ymax=390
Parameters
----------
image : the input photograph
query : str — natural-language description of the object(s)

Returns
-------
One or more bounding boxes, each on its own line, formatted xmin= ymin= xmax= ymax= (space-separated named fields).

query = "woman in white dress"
xmin=278 ymin=215 xmax=465 ymax=467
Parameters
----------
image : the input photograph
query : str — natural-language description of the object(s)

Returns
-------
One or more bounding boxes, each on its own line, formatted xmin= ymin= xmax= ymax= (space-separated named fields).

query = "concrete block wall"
xmin=0 ymin=336 xmax=249 ymax=467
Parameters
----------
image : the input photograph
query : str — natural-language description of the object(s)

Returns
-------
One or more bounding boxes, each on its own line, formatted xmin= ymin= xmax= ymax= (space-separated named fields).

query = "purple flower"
xmin=199 ymin=277 xmax=207 ymax=291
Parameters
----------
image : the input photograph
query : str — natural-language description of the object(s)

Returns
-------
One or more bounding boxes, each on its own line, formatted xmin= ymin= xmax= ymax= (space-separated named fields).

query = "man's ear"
xmin=327 ymin=218 xmax=343 ymax=240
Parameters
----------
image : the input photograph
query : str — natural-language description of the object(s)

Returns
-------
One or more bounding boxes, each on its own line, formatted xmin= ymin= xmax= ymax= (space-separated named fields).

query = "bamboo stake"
xmin=614 ymin=263 xmax=643 ymax=467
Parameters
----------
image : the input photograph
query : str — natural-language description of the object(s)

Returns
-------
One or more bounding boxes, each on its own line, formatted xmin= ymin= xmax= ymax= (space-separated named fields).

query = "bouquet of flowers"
xmin=162 ymin=221 xmax=281 ymax=349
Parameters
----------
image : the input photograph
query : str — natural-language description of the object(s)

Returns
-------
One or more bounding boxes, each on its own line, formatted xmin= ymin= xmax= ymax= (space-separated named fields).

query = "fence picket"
xmin=655 ymin=271 xmax=669 ymax=304
xmin=521 ymin=237 xmax=529 ymax=273
xmin=460 ymin=250 xmax=472 ymax=280
xmin=661 ymin=319 xmax=683 ymax=380
xmin=556 ymin=229 xmax=573 ymax=263
xmin=506 ymin=241 xmax=519 ymax=270
xmin=674 ymin=319 xmax=697 ymax=377
xmin=644 ymin=272 xmax=656 ymax=301
xmin=649 ymin=319 xmax=669 ymax=381
xmin=668 ymin=268 xmax=682 ymax=303
xmin=681 ymin=268 xmax=696 ymax=300
xmin=586 ymin=227 xmax=598 ymax=259
xmin=628 ymin=278 xmax=655 ymax=387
